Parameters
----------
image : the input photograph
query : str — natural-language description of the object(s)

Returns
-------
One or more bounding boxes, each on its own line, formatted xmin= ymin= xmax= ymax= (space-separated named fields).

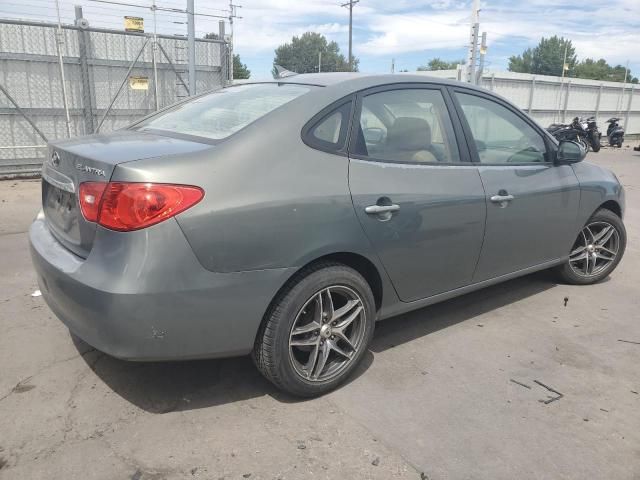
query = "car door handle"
xmin=490 ymin=194 xmax=514 ymax=203
xmin=365 ymin=204 xmax=400 ymax=214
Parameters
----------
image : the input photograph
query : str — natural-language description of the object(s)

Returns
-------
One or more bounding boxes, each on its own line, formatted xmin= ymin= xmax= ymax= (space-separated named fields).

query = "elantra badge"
xmin=76 ymin=163 xmax=106 ymax=177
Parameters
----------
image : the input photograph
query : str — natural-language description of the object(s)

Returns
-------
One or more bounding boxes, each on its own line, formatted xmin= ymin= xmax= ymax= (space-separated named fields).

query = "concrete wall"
xmin=423 ymin=69 xmax=639 ymax=134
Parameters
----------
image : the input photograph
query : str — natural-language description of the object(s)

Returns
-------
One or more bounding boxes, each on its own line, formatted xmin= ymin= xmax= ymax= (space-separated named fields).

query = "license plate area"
xmin=42 ymin=179 xmax=81 ymax=241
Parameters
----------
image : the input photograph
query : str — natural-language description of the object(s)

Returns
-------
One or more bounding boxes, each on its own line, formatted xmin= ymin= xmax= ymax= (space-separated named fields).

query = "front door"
xmin=348 ymin=86 xmax=486 ymax=302
xmin=451 ymin=89 xmax=581 ymax=282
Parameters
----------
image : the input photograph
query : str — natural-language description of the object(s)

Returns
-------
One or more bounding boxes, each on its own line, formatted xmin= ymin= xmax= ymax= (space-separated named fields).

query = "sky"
xmin=1 ymin=0 xmax=639 ymax=80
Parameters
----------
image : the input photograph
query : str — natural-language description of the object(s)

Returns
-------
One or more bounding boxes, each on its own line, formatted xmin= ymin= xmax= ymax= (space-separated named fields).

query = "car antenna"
xmin=273 ymin=65 xmax=298 ymax=79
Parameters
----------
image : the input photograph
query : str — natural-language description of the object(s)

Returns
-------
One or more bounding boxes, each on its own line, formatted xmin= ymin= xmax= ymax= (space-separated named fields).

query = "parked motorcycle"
xmin=605 ymin=117 xmax=624 ymax=148
xmin=583 ymin=116 xmax=601 ymax=152
xmin=547 ymin=117 xmax=590 ymax=152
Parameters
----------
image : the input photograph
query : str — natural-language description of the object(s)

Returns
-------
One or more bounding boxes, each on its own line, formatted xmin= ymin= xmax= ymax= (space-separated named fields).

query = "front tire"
xmin=556 ymin=208 xmax=626 ymax=285
xmin=589 ymin=132 xmax=601 ymax=152
xmin=253 ymin=262 xmax=375 ymax=397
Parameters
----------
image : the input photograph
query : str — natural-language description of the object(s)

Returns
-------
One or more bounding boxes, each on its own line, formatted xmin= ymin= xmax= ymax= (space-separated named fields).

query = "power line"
xmin=87 ymin=0 xmax=229 ymax=19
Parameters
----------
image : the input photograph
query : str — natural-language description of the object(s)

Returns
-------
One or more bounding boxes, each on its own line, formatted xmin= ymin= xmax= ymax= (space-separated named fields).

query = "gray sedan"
xmin=30 ymin=73 xmax=626 ymax=397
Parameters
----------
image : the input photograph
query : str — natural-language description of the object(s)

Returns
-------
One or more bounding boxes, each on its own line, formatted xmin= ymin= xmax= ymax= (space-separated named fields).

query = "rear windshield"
xmin=134 ymin=83 xmax=313 ymax=140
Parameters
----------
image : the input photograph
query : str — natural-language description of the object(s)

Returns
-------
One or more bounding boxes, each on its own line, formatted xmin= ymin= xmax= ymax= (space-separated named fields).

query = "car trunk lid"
xmin=42 ymin=130 xmax=212 ymax=258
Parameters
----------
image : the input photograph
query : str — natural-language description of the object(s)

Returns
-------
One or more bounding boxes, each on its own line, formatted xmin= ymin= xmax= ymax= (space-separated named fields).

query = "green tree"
xmin=233 ymin=54 xmax=251 ymax=79
xmin=571 ymin=58 xmax=637 ymax=83
xmin=417 ymin=57 xmax=463 ymax=71
xmin=608 ymin=64 xmax=638 ymax=83
xmin=573 ymin=58 xmax=612 ymax=80
xmin=508 ymin=36 xmax=577 ymax=76
xmin=273 ymin=32 xmax=357 ymax=75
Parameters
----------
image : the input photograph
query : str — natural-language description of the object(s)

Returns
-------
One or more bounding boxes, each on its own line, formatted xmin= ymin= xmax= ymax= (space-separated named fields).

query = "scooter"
xmin=605 ymin=118 xmax=624 ymax=148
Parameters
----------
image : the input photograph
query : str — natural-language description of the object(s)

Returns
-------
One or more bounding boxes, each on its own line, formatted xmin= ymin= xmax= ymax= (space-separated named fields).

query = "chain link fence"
xmin=0 ymin=17 xmax=230 ymax=178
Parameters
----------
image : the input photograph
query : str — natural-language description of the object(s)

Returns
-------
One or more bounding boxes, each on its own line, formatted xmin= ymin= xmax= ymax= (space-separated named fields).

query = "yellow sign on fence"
xmin=129 ymin=76 xmax=149 ymax=90
xmin=124 ymin=16 xmax=144 ymax=33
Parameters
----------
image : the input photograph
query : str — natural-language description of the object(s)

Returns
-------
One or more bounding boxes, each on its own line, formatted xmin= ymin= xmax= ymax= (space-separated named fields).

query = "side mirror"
xmin=556 ymin=140 xmax=586 ymax=164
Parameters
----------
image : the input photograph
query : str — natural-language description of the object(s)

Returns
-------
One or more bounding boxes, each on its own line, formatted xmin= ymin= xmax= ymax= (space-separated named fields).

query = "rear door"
xmin=348 ymin=85 xmax=486 ymax=302
xmin=450 ymin=88 xmax=580 ymax=281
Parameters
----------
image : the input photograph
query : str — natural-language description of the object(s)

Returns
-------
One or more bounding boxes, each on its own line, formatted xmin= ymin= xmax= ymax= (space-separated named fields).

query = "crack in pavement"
xmin=0 ymin=347 xmax=99 ymax=404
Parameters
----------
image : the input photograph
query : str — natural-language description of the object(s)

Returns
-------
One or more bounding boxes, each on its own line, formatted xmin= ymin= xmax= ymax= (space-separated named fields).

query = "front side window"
xmin=135 ymin=83 xmax=312 ymax=141
xmin=353 ymin=89 xmax=460 ymax=164
xmin=455 ymin=92 xmax=547 ymax=164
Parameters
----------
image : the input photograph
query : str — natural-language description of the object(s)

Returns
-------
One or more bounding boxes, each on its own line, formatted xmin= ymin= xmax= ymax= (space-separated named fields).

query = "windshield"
xmin=134 ymin=83 xmax=313 ymax=140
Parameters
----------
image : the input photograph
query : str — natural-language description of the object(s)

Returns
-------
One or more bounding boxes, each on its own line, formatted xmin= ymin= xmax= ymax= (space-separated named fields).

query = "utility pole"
xmin=227 ymin=1 xmax=242 ymax=81
xmin=466 ymin=0 xmax=480 ymax=84
xmin=318 ymin=51 xmax=322 ymax=73
xmin=391 ymin=58 xmax=395 ymax=74
xmin=475 ymin=31 xmax=487 ymax=84
xmin=187 ymin=0 xmax=195 ymax=96
xmin=341 ymin=0 xmax=359 ymax=72
xmin=561 ymin=42 xmax=568 ymax=80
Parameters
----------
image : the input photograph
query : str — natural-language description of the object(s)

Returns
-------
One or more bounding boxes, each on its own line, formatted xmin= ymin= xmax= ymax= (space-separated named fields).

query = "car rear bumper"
xmin=29 ymin=216 xmax=295 ymax=361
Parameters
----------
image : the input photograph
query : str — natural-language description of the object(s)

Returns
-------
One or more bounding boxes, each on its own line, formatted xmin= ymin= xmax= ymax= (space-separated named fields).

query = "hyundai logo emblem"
xmin=51 ymin=151 xmax=61 ymax=167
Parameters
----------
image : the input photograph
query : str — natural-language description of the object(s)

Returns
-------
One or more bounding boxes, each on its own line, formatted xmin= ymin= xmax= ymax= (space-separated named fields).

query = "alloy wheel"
xmin=288 ymin=285 xmax=366 ymax=382
xmin=569 ymin=221 xmax=620 ymax=277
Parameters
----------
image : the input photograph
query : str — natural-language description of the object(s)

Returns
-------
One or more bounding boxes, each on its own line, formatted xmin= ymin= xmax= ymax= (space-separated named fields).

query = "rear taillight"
xmin=79 ymin=182 xmax=108 ymax=222
xmin=78 ymin=182 xmax=204 ymax=232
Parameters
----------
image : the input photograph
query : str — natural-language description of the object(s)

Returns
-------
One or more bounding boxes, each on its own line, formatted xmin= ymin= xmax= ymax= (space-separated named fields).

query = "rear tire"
xmin=556 ymin=208 xmax=626 ymax=285
xmin=253 ymin=262 xmax=375 ymax=397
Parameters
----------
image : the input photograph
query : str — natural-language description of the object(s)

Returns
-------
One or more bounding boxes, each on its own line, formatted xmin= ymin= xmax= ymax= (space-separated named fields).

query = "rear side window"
xmin=304 ymin=101 xmax=352 ymax=152
xmin=135 ymin=83 xmax=312 ymax=141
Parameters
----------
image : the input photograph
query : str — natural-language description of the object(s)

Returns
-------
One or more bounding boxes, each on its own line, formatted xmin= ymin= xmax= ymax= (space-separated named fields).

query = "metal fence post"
xmin=218 ymin=21 xmax=229 ymax=85
xmin=624 ymin=84 xmax=635 ymax=130
xmin=562 ymin=81 xmax=571 ymax=123
xmin=187 ymin=0 xmax=196 ymax=96
xmin=528 ymin=76 xmax=536 ymax=114
xmin=490 ymin=73 xmax=495 ymax=91
xmin=595 ymin=83 xmax=603 ymax=123
xmin=54 ymin=0 xmax=72 ymax=137
xmin=75 ymin=6 xmax=96 ymax=134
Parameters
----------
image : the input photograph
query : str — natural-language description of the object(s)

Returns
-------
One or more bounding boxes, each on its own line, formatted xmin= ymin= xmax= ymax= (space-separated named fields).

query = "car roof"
xmin=263 ymin=72 xmax=487 ymax=93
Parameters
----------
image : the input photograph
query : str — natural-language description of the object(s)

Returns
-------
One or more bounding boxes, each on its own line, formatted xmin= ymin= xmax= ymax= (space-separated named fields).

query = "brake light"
xmin=78 ymin=182 xmax=204 ymax=232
